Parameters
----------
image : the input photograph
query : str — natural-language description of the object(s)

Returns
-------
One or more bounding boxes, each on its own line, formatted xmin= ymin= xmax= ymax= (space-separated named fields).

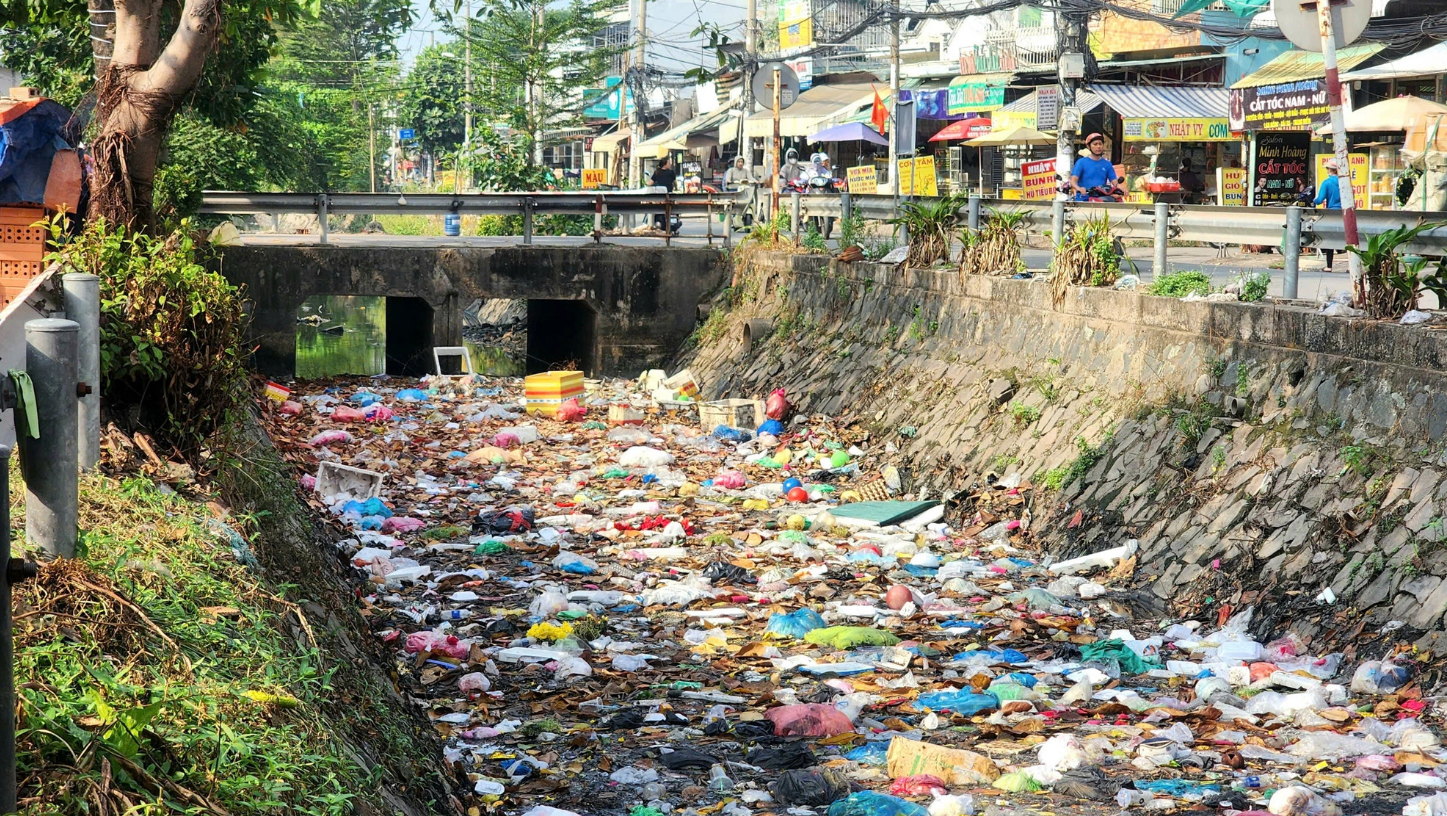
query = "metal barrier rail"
xmin=199 ymin=190 xmax=749 ymax=246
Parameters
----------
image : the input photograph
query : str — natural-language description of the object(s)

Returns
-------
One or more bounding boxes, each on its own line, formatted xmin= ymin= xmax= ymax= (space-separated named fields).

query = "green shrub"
xmin=1147 ymin=270 xmax=1213 ymax=298
xmin=47 ymin=219 xmax=248 ymax=457
xmin=1239 ymin=271 xmax=1270 ymax=302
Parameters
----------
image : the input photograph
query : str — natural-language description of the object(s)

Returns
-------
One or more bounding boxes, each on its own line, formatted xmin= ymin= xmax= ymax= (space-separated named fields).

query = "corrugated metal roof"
xmin=1231 ymin=44 xmax=1385 ymax=89
xmin=744 ymin=82 xmax=878 ymax=138
xmin=1342 ymin=41 xmax=1447 ymax=82
xmin=996 ymin=88 xmax=1103 ymax=114
xmin=1085 ymin=84 xmax=1229 ymax=118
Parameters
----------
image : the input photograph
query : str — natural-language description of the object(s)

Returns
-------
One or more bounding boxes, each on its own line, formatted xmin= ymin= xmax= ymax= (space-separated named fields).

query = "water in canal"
xmin=295 ymin=296 xmax=525 ymax=379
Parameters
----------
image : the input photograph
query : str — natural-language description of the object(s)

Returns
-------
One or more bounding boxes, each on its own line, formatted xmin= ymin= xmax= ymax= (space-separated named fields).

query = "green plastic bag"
xmin=1078 ymin=639 xmax=1161 ymax=676
xmin=804 ymin=626 xmax=900 ymax=649
xmin=992 ymin=772 xmax=1043 ymax=793
xmin=474 ymin=539 xmax=511 ymax=555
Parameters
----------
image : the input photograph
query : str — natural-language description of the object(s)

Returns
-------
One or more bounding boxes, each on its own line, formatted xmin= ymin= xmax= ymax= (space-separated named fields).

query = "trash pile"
xmin=269 ymin=371 xmax=1442 ymax=816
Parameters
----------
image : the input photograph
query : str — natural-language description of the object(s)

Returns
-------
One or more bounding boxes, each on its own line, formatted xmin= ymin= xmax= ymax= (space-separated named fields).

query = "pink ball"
xmin=885 ymin=585 xmax=912 ymax=610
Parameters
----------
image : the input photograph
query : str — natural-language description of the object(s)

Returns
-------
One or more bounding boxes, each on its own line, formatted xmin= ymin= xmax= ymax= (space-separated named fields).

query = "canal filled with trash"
xmin=296 ymin=295 xmax=525 ymax=378
xmin=264 ymin=368 xmax=1445 ymax=816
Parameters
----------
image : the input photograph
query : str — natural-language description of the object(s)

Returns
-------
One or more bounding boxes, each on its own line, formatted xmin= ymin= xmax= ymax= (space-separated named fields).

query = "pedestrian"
xmin=1314 ymin=157 xmax=1343 ymax=269
xmin=1178 ymin=158 xmax=1205 ymax=204
xmin=724 ymin=156 xmax=757 ymax=227
xmin=652 ymin=156 xmax=678 ymax=232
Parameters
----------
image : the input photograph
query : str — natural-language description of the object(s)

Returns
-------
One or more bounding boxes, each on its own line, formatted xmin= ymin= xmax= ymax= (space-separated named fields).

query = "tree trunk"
xmin=87 ymin=0 xmax=221 ymax=231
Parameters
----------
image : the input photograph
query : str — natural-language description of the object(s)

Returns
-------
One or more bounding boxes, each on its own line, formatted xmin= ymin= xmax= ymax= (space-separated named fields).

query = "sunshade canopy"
xmin=1314 ymin=96 xmax=1447 ymax=134
xmin=929 ymin=117 xmax=992 ymax=141
xmin=808 ymin=122 xmax=889 ymax=145
xmin=966 ymin=125 xmax=1055 ymax=146
xmin=744 ymin=83 xmax=878 ymax=138
xmin=1086 ymin=84 xmax=1229 ymax=119
xmin=1342 ymin=41 xmax=1447 ymax=82
xmin=1232 ymin=44 xmax=1384 ymax=89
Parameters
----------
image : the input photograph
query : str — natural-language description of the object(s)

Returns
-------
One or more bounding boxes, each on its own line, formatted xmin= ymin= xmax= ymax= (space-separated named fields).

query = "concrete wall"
xmin=218 ymin=244 xmax=727 ymax=379
xmin=685 ymin=252 xmax=1447 ymax=649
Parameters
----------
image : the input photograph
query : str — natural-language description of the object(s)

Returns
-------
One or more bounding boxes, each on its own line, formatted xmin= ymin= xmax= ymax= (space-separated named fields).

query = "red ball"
xmin=786 ymin=486 xmax=809 ymax=502
xmin=885 ymin=585 xmax=912 ymax=610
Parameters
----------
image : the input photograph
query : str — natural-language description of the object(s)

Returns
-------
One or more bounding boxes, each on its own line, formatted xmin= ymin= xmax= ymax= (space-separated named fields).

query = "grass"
xmin=1146 ymin=270 xmax=1213 ymax=299
xmin=1041 ymin=432 xmax=1114 ymax=490
xmin=16 ymin=469 xmax=374 ymax=815
xmin=1008 ymin=402 xmax=1041 ymax=425
xmin=1174 ymin=397 xmax=1220 ymax=449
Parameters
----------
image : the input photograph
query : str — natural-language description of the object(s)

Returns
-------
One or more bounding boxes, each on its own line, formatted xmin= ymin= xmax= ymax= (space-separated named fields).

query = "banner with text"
xmin=897 ymin=158 xmax=915 ymax=196
xmin=1251 ymin=132 xmax=1310 ymax=206
xmin=1314 ymin=153 xmax=1369 ymax=208
xmin=913 ymin=156 xmax=938 ymax=196
xmin=1022 ymin=158 xmax=1057 ymax=200
xmin=1123 ymin=118 xmax=1233 ymax=142
xmin=581 ymin=168 xmax=608 ymax=189
xmin=1229 ymin=80 xmax=1350 ymax=132
xmin=1217 ymin=167 xmax=1245 ymax=206
xmin=847 ymin=165 xmax=877 ymax=194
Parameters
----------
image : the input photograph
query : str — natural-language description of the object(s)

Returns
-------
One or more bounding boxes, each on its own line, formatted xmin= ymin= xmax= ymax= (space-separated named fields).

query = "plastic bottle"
xmin=708 ymin=764 xmax=735 ymax=793
xmin=640 ymin=782 xmax=666 ymax=801
xmin=442 ymin=609 xmax=470 ymax=621
xmin=1118 ymin=790 xmax=1154 ymax=807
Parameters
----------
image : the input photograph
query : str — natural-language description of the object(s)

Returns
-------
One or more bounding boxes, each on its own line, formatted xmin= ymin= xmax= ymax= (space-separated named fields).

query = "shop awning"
xmin=591 ymin=128 xmax=630 ymax=153
xmin=1231 ymin=44 xmax=1385 ymax=89
xmin=1342 ymin=41 xmax=1447 ymax=82
xmin=635 ymin=107 xmax=734 ymax=157
xmin=1313 ymin=95 xmax=1447 ymax=134
xmin=1085 ymin=84 xmax=1229 ymax=119
xmin=744 ymin=82 xmax=878 ymax=138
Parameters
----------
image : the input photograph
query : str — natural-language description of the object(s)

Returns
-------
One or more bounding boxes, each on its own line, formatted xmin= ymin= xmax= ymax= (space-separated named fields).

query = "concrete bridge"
xmin=218 ymin=241 xmax=727 ymax=379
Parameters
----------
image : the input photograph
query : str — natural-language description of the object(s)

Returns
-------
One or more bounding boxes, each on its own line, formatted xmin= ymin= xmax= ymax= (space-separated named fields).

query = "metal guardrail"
xmin=199 ymin=190 xmax=750 ymax=246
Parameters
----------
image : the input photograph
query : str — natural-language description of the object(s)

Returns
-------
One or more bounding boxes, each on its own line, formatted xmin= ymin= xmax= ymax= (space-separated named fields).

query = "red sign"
xmin=1022 ymin=158 xmax=1057 ymax=200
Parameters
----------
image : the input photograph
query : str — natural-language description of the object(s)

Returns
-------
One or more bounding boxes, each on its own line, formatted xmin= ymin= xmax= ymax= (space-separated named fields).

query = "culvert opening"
xmin=385 ymin=297 xmax=436 ymax=377
xmin=526 ymin=300 xmax=597 ymax=375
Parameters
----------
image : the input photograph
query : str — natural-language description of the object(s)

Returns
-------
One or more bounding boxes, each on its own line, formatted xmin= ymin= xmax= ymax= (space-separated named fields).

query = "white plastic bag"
xmin=1267 ymin=786 xmax=1342 ymax=816
xmin=1037 ymin=734 xmax=1088 ymax=771
xmin=529 ymin=587 xmax=570 ymax=618
xmin=618 ymin=446 xmax=675 ymax=468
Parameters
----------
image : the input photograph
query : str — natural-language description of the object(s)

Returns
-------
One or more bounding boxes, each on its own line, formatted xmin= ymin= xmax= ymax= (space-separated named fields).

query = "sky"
xmin=396 ymin=0 xmax=752 ymax=72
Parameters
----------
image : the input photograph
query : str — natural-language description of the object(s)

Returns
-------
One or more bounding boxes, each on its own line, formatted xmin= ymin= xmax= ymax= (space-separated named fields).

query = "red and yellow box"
xmin=524 ymin=371 xmax=584 ymax=417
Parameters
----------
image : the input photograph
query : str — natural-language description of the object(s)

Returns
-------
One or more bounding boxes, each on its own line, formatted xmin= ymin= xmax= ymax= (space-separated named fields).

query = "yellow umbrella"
xmin=654 ymin=139 xmax=688 ymax=158
xmin=1316 ymin=96 xmax=1447 ymax=134
xmin=965 ymin=125 xmax=1056 ymax=146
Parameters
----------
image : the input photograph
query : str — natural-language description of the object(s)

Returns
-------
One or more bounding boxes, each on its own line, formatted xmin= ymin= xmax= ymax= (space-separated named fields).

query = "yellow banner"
xmin=1218 ymin=167 xmax=1245 ymax=206
xmin=913 ymin=156 xmax=938 ymax=197
xmin=1022 ymin=158 xmax=1056 ymax=200
xmin=993 ymin=110 xmax=1036 ymax=131
xmin=779 ymin=17 xmax=812 ymax=50
xmin=897 ymin=158 xmax=914 ymax=196
xmin=1314 ymin=153 xmax=1369 ymax=209
xmin=582 ymin=168 xmax=608 ymax=189
xmin=1123 ymin=118 xmax=1234 ymax=142
xmin=846 ymin=165 xmax=877 ymax=194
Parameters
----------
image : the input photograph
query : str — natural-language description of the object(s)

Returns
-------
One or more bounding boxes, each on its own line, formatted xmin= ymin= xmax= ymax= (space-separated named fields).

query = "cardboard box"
xmin=699 ymin=399 xmax=764 ymax=430
xmin=524 ymin=371 xmax=584 ymax=416
xmin=885 ymin=735 xmax=999 ymax=785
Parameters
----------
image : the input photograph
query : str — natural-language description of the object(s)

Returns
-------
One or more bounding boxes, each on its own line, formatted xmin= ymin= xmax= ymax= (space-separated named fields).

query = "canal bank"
xmin=683 ymin=251 xmax=1447 ymax=648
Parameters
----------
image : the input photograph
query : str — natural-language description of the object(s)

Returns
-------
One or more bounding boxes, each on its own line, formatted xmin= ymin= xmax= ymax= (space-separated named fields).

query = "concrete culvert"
xmin=742 ymin=319 xmax=772 ymax=355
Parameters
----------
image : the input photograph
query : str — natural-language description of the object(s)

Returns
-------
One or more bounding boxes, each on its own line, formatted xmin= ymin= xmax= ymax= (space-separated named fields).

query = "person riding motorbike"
xmin=802 ymin=150 xmax=838 ymax=239
xmin=779 ymin=148 xmax=804 ymax=187
xmin=1070 ymin=133 xmax=1124 ymax=202
xmin=724 ymin=156 xmax=758 ymax=227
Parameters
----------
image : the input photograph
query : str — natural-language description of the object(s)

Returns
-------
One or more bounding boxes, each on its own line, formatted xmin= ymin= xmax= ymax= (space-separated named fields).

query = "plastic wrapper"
xmin=1350 ymin=660 xmax=1410 ymax=695
xmin=827 ymin=792 xmax=928 ymax=816
xmin=889 ymin=775 xmax=947 ymax=796
xmin=1267 ymin=786 xmax=1342 ymax=816
xmin=767 ymin=703 xmax=856 ymax=737
xmin=913 ymin=689 xmax=999 ymax=715
xmin=803 ymin=626 xmax=900 ymax=649
xmin=772 ymin=767 xmax=852 ymax=806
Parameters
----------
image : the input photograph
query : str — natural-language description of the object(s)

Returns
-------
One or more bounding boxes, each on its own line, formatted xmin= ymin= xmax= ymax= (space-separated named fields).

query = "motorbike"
xmin=1079 ymin=184 xmax=1125 ymax=203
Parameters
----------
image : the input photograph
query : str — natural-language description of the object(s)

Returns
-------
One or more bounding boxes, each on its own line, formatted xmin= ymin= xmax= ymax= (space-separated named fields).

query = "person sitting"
xmin=1179 ymin=158 xmax=1206 ymax=203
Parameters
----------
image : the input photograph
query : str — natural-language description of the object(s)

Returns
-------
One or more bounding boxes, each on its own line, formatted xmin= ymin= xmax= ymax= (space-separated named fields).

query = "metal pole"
xmin=841 ymin=189 xmax=852 ymax=222
xmin=744 ymin=0 xmax=757 ymax=174
xmin=0 ymin=445 xmax=35 ymax=816
xmin=523 ymin=200 xmax=534 ymax=245
xmin=23 ymin=319 xmax=79 ymax=559
xmin=706 ymin=193 xmax=714 ymax=247
xmin=771 ymin=66 xmax=782 ymax=219
xmin=62 ymin=274 xmax=99 ymax=471
xmin=1153 ymin=201 xmax=1169 ymax=280
xmin=368 ymin=104 xmax=377 ymax=194
xmin=791 ymin=192 xmax=801 ymax=244
xmin=889 ymin=16 xmax=900 ymax=207
xmin=968 ymin=194 xmax=982 ymax=232
xmin=318 ymin=195 xmax=329 ymax=245
xmin=1317 ymin=0 xmax=1363 ymax=300
xmin=1284 ymin=204 xmax=1303 ymax=300
xmin=463 ymin=0 xmax=473 ymax=191
xmin=1051 ymin=198 xmax=1066 ymax=252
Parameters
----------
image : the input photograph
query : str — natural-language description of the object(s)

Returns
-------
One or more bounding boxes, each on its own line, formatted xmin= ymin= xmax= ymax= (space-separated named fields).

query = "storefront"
xmin=1228 ymin=44 xmax=1384 ymax=207
xmin=1341 ymin=43 xmax=1447 ymax=210
xmin=1087 ymin=84 xmax=1238 ymax=204
xmin=982 ymin=88 xmax=1104 ymax=197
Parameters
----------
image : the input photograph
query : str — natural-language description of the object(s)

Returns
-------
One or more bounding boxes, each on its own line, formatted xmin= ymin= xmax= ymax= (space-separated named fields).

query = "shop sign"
xmin=584 ymin=77 xmax=632 ymax=121
xmin=582 ymin=168 xmax=608 ymax=189
xmin=1314 ymin=153 xmax=1369 ymax=208
xmin=1022 ymin=158 xmax=1056 ymax=200
xmin=1036 ymin=88 xmax=1060 ymax=132
xmin=913 ymin=156 xmax=939 ymax=196
xmin=1251 ymin=132 xmax=1310 ymax=206
xmin=902 ymin=89 xmax=950 ymax=120
xmin=958 ymin=44 xmax=1016 ymax=75
xmin=993 ymin=110 xmax=1036 ymax=130
xmin=1218 ymin=167 xmax=1245 ymax=206
xmin=1122 ymin=118 xmax=1234 ymax=141
xmin=846 ymin=165 xmax=877 ymax=194
xmin=897 ymin=158 xmax=914 ymax=196
xmin=779 ymin=0 xmax=812 ymax=51
xmin=786 ymin=57 xmax=813 ymax=91
xmin=948 ymin=80 xmax=1005 ymax=115
xmin=1229 ymin=79 xmax=1344 ymax=132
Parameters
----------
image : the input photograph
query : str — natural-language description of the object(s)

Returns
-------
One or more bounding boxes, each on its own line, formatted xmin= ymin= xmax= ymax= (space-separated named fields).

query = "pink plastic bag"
xmin=493 ymin=432 xmax=519 ymax=448
xmin=309 ymin=430 xmax=354 ymax=446
xmin=404 ymin=630 xmax=469 ymax=658
xmin=332 ymin=406 xmax=367 ymax=422
xmin=279 ymin=400 xmax=303 ymax=416
xmin=766 ymin=704 xmax=855 ymax=737
xmin=557 ymin=398 xmax=586 ymax=422
xmin=383 ymin=516 xmax=425 ymax=533
xmin=459 ymin=672 xmax=491 ymax=692
xmin=714 ymin=470 xmax=746 ymax=489
xmin=364 ymin=404 xmax=394 ymax=421
xmin=765 ymin=389 xmax=791 ymax=421
xmin=890 ymin=775 xmax=947 ymax=796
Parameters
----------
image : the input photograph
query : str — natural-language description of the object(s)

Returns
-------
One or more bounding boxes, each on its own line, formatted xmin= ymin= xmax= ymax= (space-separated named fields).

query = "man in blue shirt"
xmin=1314 ymin=158 xmax=1343 ymax=268
xmin=1070 ymin=133 xmax=1121 ymax=201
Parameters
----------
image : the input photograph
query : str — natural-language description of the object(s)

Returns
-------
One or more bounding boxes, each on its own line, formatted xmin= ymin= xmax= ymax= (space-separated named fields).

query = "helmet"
xmin=1085 ymin=132 xmax=1105 ymax=145
xmin=784 ymin=148 xmax=799 ymax=162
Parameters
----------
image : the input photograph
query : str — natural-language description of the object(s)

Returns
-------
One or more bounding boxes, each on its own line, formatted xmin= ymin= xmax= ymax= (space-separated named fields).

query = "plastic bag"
xmin=766 ymin=388 xmax=792 ymax=420
xmin=757 ymin=419 xmax=786 ymax=437
xmin=1287 ymin=731 xmax=1386 ymax=759
xmin=607 ymin=426 xmax=653 ymax=445
xmin=1244 ymin=688 xmax=1328 ymax=718
xmin=914 ymin=689 xmax=999 ymax=715
xmin=405 ymin=630 xmax=469 ymax=659
xmin=309 ymin=430 xmax=354 ymax=446
xmin=332 ymin=406 xmax=367 ymax=422
xmin=890 ymin=776 xmax=947 ymax=796
xmin=1404 ymin=793 xmax=1447 ymax=816
xmin=804 ymin=626 xmax=900 ymax=649
xmin=772 ymin=768 xmax=852 ymax=806
xmin=766 ymin=703 xmax=856 ymax=737
xmin=1038 ymin=734 xmax=1088 ymax=771
xmin=1350 ymin=660 xmax=1410 ymax=695
xmin=1267 ymin=786 xmax=1342 ymax=816
xmin=459 ymin=672 xmax=491 ymax=692
xmin=827 ymin=792 xmax=928 ymax=816
xmin=473 ymin=508 xmax=535 ymax=535
xmin=556 ymin=398 xmax=586 ymax=422
xmin=382 ymin=516 xmax=424 ymax=533
xmin=991 ymin=771 xmax=1044 ymax=793
xmin=713 ymin=470 xmax=747 ymax=489
xmin=553 ymin=552 xmax=598 ymax=574
xmin=530 ymin=588 xmax=569 ymax=618
xmin=553 ymin=656 xmax=592 ymax=680
xmin=928 ymin=795 xmax=975 ymax=816
xmin=618 ymin=446 xmax=675 ymax=468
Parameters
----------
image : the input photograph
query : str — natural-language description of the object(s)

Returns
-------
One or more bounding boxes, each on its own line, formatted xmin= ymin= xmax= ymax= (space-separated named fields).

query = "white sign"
xmin=786 ymin=57 xmax=814 ymax=91
xmin=1037 ymin=87 xmax=1060 ymax=131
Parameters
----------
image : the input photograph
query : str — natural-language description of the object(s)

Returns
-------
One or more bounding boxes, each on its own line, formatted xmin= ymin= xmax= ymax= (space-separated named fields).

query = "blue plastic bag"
xmin=757 ymin=419 xmax=786 ymax=437
xmin=828 ymin=792 xmax=928 ymax=816
xmin=951 ymin=648 xmax=1029 ymax=664
xmin=360 ymin=497 xmax=392 ymax=518
xmin=713 ymin=425 xmax=753 ymax=442
xmin=913 ymin=689 xmax=999 ymax=715
xmin=396 ymin=388 xmax=429 ymax=402
xmin=765 ymin=608 xmax=828 ymax=638
xmin=351 ymin=391 xmax=381 ymax=406
xmin=844 ymin=741 xmax=890 ymax=766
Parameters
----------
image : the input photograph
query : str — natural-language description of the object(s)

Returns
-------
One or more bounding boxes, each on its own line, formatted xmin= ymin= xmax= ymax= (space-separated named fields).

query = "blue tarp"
xmin=0 ymin=100 xmax=72 ymax=205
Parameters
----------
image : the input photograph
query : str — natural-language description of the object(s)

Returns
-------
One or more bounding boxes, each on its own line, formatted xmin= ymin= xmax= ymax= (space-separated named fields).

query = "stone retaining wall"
xmin=684 ymin=251 xmax=1447 ymax=647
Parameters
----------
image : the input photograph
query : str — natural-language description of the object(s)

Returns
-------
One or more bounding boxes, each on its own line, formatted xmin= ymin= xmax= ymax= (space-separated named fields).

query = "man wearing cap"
xmin=1070 ymin=133 xmax=1122 ymax=201
xmin=1314 ymin=158 xmax=1343 ymax=269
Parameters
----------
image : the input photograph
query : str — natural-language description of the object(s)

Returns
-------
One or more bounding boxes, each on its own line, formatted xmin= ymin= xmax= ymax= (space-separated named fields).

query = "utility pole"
xmin=463 ymin=0 xmax=473 ymax=191
xmin=530 ymin=1 xmax=544 ymax=166
xmin=1317 ymin=0 xmax=1363 ymax=298
xmin=369 ymin=103 xmax=377 ymax=193
xmin=628 ymin=0 xmax=646 ymax=190
xmin=772 ymin=65 xmax=782 ymax=216
xmin=889 ymin=15 xmax=900 ymax=200
xmin=1055 ymin=8 xmax=1088 ymax=201
xmin=744 ymin=0 xmax=757 ymax=171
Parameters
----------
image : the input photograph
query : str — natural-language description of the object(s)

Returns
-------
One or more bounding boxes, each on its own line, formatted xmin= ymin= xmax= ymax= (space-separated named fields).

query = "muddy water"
xmin=295 ymin=295 xmax=524 ymax=378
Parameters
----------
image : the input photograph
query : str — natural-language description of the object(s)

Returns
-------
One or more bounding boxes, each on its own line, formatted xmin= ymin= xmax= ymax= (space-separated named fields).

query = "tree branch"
xmin=139 ymin=0 xmax=220 ymax=96
xmin=111 ymin=0 xmax=163 ymax=65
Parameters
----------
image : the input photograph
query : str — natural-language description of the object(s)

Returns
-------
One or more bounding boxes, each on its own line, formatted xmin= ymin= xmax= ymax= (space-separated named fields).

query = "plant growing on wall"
xmin=959 ymin=208 xmax=1028 ymax=276
xmin=889 ymin=192 xmax=969 ymax=268
xmin=1348 ymin=221 xmax=1447 ymax=319
xmin=1049 ymin=214 xmax=1121 ymax=307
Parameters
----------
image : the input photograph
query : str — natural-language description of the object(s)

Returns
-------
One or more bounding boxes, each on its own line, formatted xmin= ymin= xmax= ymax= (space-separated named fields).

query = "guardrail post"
xmin=593 ymin=195 xmax=604 ymax=244
xmin=1284 ymin=205 xmax=1303 ymax=300
xmin=790 ymin=193 xmax=801 ymax=245
xmin=1051 ymin=199 xmax=1065 ymax=260
xmin=841 ymin=190 xmax=853 ymax=223
xmin=968 ymin=195 xmax=982 ymax=232
xmin=23 ymin=319 xmax=79 ymax=558
xmin=61 ymin=274 xmax=99 ymax=471
xmin=0 ymin=443 xmax=37 ymax=816
xmin=706 ymin=193 xmax=714 ymax=247
xmin=317 ymin=194 xmax=329 ymax=245
xmin=1153 ymin=201 xmax=1169 ymax=280
xmin=522 ymin=199 xmax=534 ymax=245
